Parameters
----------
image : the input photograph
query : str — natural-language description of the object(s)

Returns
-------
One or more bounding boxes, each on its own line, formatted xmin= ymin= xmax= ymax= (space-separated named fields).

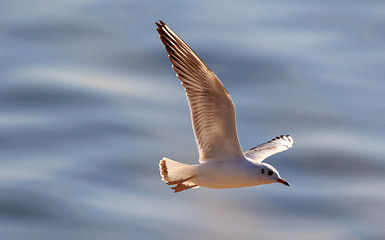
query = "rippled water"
xmin=1 ymin=1 xmax=385 ymax=239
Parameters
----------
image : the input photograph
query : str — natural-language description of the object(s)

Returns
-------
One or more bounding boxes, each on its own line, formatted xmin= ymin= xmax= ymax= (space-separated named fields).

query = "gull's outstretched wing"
xmin=156 ymin=20 xmax=244 ymax=162
xmin=244 ymin=135 xmax=294 ymax=163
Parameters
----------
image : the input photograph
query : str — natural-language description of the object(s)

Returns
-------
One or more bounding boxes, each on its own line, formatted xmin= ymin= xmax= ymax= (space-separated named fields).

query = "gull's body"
xmin=193 ymin=160 xmax=265 ymax=189
xmin=156 ymin=21 xmax=293 ymax=192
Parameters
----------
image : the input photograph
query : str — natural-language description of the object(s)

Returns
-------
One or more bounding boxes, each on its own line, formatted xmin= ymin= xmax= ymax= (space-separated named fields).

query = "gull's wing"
xmin=156 ymin=20 xmax=244 ymax=162
xmin=244 ymin=135 xmax=294 ymax=163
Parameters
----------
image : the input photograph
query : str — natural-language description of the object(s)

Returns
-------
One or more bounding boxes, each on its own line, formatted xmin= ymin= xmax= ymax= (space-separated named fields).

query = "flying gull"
xmin=156 ymin=20 xmax=293 ymax=193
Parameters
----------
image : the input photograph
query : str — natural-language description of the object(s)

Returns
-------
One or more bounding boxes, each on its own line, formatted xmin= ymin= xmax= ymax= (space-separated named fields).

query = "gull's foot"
xmin=171 ymin=183 xmax=198 ymax=193
xmin=166 ymin=175 xmax=195 ymax=185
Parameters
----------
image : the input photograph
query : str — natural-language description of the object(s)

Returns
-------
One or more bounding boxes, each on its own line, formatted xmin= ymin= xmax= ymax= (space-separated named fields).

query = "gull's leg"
xmin=165 ymin=175 xmax=197 ymax=193
xmin=166 ymin=175 xmax=195 ymax=185
xmin=171 ymin=184 xmax=198 ymax=193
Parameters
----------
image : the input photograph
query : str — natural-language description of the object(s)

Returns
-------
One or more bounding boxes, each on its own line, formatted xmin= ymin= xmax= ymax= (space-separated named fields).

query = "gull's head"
xmin=258 ymin=163 xmax=289 ymax=187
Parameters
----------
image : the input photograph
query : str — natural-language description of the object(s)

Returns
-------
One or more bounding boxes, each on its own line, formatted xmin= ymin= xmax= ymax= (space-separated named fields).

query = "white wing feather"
xmin=156 ymin=21 xmax=244 ymax=162
xmin=244 ymin=135 xmax=294 ymax=163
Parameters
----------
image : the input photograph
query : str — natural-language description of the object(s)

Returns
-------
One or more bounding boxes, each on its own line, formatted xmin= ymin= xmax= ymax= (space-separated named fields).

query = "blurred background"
xmin=1 ymin=0 xmax=384 ymax=239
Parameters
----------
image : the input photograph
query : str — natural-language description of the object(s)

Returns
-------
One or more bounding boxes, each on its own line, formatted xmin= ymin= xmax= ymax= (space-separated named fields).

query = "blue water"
xmin=1 ymin=1 xmax=384 ymax=239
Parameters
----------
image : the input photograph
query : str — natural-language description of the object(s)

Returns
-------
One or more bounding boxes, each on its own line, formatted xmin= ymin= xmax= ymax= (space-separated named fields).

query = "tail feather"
xmin=159 ymin=157 xmax=199 ymax=192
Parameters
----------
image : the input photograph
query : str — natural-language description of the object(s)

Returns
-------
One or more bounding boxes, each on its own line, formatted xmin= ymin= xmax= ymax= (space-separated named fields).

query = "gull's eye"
xmin=261 ymin=169 xmax=264 ymax=174
xmin=268 ymin=170 xmax=273 ymax=176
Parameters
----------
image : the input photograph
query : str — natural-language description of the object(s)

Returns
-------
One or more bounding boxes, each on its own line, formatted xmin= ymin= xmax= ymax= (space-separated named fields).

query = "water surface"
xmin=1 ymin=1 xmax=384 ymax=239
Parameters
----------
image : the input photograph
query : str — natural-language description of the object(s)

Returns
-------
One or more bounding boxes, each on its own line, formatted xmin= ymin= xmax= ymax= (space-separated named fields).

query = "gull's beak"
xmin=276 ymin=178 xmax=290 ymax=187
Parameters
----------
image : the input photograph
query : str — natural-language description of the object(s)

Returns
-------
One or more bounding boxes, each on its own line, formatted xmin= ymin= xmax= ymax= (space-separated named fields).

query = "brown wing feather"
xmin=156 ymin=21 xmax=243 ymax=162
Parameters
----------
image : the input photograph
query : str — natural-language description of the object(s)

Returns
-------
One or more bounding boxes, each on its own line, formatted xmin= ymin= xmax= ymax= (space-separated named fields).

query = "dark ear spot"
xmin=268 ymin=170 xmax=273 ymax=176
xmin=261 ymin=169 xmax=264 ymax=174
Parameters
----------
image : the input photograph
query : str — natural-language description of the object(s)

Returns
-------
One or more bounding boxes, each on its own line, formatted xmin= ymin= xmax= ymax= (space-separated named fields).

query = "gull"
xmin=156 ymin=20 xmax=293 ymax=193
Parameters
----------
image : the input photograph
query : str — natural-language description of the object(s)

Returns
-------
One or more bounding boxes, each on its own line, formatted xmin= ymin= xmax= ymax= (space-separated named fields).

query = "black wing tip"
xmin=249 ymin=134 xmax=293 ymax=150
xmin=270 ymin=134 xmax=292 ymax=142
xmin=272 ymin=135 xmax=294 ymax=146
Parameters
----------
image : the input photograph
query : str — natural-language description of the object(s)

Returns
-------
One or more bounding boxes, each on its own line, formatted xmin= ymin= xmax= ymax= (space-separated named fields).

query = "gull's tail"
xmin=159 ymin=157 xmax=199 ymax=192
